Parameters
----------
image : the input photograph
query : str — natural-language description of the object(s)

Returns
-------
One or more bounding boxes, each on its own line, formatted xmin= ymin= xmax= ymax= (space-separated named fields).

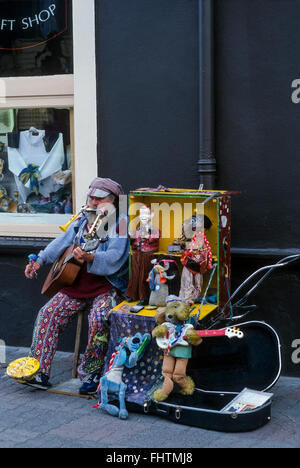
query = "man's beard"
xmin=86 ymin=203 xmax=115 ymax=227
xmin=86 ymin=208 xmax=97 ymax=226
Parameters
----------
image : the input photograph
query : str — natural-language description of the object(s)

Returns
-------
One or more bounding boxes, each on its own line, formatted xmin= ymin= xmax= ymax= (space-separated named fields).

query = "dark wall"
xmin=215 ymin=0 xmax=300 ymax=250
xmin=95 ymin=0 xmax=200 ymax=191
xmin=95 ymin=0 xmax=300 ymax=377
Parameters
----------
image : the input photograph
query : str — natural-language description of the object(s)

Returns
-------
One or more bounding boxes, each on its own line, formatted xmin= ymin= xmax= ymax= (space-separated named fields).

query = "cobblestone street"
xmin=0 ymin=347 xmax=299 ymax=449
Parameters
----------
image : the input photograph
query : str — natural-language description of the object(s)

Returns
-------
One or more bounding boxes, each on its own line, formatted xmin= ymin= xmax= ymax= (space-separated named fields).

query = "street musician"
xmin=23 ymin=177 xmax=129 ymax=395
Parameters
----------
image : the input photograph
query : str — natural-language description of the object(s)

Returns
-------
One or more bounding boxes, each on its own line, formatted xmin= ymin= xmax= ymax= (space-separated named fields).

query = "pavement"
xmin=0 ymin=346 xmax=300 ymax=449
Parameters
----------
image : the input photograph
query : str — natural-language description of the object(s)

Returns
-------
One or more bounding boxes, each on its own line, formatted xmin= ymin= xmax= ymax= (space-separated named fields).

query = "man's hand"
xmin=73 ymin=247 xmax=94 ymax=263
xmin=25 ymin=262 xmax=41 ymax=279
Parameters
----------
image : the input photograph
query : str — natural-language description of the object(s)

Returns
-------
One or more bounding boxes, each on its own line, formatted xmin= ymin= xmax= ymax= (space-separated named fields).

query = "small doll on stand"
xmin=146 ymin=256 xmax=181 ymax=308
xmin=125 ymin=204 xmax=161 ymax=304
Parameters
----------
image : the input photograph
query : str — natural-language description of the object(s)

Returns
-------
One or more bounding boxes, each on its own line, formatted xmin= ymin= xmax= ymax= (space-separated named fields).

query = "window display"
xmin=0 ymin=0 xmax=73 ymax=77
xmin=0 ymin=107 xmax=73 ymax=214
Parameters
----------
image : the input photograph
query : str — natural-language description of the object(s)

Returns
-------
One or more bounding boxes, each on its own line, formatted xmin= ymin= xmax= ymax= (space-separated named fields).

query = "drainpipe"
xmin=198 ymin=0 xmax=216 ymax=189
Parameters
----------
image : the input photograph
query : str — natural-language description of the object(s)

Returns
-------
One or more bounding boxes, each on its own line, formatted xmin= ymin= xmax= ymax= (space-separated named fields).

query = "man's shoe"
xmin=23 ymin=374 xmax=52 ymax=391
xmin=79 ymin=373 xmax=100 ymax=395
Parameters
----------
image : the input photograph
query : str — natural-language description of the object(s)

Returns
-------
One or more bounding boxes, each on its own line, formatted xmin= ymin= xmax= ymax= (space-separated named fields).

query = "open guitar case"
xmin=118 ymin=254 xmax=300 ymax=433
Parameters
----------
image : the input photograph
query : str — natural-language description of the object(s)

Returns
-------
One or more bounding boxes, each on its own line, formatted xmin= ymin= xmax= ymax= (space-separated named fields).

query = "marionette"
xmin=174 ymin=214 xmax=213 ymax=304
xmin=125 ymin=204 xmax=161 ymax=304
xmin=171 ymin=213 xmax=212 ymax=250
xmin=151 ymin=296 xmax=202 ymax=402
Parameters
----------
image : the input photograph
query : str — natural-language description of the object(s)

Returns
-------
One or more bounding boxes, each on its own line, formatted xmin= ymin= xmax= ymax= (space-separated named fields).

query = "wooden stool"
xmin=72 ymin=310 xmax=85 ymax=379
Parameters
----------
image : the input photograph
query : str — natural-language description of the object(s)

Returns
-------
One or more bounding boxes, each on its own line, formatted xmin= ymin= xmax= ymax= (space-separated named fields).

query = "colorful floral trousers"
xmin=29 ymin=290 xmax=120 ymax=379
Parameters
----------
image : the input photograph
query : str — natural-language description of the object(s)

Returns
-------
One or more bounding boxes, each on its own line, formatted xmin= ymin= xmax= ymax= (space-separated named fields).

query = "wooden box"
xmin=112 ymin=188 xmax=235 ymax=325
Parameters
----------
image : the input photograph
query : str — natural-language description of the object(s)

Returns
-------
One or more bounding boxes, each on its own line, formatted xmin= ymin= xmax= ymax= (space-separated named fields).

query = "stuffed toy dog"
xmin=151 ymin=295 xmax=202 ymax=402
xmin=97 ymin=332 xmax=151 ymax=419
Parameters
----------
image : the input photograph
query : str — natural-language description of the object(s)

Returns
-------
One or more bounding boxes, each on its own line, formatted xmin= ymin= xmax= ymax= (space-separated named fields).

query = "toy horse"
xmin=97 ymin=332 xmax=150 ymax=419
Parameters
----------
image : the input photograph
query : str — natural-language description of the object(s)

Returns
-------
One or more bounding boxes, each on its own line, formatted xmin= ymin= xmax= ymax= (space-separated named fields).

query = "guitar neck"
xmin=196 ymin=330 xmax=226 ymax=338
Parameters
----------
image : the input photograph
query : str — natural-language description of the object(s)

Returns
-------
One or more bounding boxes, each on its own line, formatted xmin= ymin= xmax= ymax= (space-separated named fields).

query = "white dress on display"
xmin=8 ymin=129 xmax=65 ymax=203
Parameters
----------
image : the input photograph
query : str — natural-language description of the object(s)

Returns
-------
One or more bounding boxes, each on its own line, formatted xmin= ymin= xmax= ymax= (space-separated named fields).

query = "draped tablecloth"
xmin=103 ymin=310 xmax=164 ymax=407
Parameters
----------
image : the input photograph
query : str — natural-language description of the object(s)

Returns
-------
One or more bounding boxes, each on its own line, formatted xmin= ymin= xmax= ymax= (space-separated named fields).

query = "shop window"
xmin=0 ymin=0 xmax=73 ymax=77
xmin=0 ymin=0 xmax=97 ymax=238
xmin=0 ymin=107 xmax=73 ymax=215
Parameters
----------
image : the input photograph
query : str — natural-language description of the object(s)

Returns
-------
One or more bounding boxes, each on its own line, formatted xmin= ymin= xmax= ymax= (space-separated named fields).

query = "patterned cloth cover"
xmin=103 ymin=311 xmax=164 ymax=406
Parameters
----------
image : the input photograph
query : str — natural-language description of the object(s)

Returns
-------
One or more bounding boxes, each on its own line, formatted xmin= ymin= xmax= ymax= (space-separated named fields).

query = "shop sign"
xmin=0 ymin=0 xmax=69 ymax=50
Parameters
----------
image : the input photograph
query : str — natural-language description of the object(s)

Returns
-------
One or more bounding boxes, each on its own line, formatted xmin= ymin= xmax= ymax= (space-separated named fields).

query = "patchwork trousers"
xmin=29 ymin=290 xmax=120 ymax=379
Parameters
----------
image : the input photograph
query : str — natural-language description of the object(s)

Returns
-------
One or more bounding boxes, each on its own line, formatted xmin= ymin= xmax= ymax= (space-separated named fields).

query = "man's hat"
xmin=88 ymin=177 xmax=124 ymax=198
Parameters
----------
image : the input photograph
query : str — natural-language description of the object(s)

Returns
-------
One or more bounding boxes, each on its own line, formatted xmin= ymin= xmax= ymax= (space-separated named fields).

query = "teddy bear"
xmin=151 ymin=295 xmax=202 ymax=402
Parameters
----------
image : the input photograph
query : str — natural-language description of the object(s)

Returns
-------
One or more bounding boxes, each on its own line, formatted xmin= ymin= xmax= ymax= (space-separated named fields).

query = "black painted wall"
xmin=95 ymin=0 xmax=200 ymax=190
xmin=215 ymin=0 xmax=300 ymax=251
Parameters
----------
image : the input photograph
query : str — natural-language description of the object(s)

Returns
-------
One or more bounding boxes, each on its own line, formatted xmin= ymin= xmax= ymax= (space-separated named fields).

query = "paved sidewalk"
xmin=0 ymin=346 xmax=299 ymax=448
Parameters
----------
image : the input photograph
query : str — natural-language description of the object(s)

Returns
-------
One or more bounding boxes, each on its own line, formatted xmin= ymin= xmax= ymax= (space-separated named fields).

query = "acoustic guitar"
xmin=41 ymin=239 xmax=100 ymax=298
xmin=42 ymin=208 xmax=108 ymax=297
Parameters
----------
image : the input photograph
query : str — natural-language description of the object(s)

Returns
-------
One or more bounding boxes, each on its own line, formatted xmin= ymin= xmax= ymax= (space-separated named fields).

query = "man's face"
xmin=88 ymin=195 xmax=112 ymax=209
xmin=87 ymin=195 xmax=114 ymax=226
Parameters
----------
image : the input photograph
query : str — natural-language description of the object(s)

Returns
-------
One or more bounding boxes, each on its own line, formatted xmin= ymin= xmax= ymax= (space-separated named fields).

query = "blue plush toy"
xmin=97 ymin=332 xmax=151 ymax=419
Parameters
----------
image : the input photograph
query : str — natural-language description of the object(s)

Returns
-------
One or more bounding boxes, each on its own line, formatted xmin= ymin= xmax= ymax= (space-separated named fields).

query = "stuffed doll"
xmin=151 ymin=296 xmax=202 ymax=402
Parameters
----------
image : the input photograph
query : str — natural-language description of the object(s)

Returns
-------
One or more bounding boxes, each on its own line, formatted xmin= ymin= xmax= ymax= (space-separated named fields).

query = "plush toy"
xmin=151 ymin=296 xmax=202 ymax=402
xmin=97 ymin=332 xmax=151 ymax=419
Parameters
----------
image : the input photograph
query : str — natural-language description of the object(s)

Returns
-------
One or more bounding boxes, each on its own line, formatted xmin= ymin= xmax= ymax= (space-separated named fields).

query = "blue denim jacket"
xmin=37 ymin=213 xmax=129 ymax=294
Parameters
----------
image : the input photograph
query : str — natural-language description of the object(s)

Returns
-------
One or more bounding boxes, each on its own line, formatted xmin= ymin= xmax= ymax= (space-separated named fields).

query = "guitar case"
xmin=143 ymin=320 xmax=281 ymax=432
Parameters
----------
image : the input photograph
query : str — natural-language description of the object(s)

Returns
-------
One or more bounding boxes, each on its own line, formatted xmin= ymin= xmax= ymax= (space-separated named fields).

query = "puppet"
xmin=126 ymin=204 xmax=161 ymax=304
xmin=173 ymin=214 xmax=213 ymax=304
xmin=97 ymin=332 xmax=151 ymax=419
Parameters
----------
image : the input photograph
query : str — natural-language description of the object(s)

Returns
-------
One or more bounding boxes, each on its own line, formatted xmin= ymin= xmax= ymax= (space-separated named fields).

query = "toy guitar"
xmin=196 ymin=327 xmax=244 ymax=340
xmin=156 ymin=323 xmax=244 ymax=350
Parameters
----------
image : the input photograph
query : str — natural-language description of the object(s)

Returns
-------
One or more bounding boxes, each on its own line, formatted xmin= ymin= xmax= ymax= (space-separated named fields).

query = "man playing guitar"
xmin=24 ymin=177 xmax=129 ymax=395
